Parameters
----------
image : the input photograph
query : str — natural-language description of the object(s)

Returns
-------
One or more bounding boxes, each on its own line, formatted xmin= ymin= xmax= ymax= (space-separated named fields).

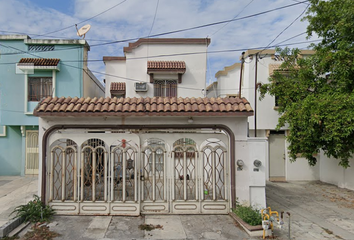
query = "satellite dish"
xmin=76 ymin=24 xmax=91 ymax=39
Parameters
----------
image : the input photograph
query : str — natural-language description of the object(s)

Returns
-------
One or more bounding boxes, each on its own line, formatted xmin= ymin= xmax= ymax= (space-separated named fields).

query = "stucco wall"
xmin=38 ymin=114 xmax=267 ymax=209
xmin=0 ymin=126 xmax=22 ymax=175
xmin=319 ymin=152 xmax=354 ymax=190
xmin=104 ymin=43 xmax=208 ymax=98
xmin=0 ymin=40 xmax=86 ymax=126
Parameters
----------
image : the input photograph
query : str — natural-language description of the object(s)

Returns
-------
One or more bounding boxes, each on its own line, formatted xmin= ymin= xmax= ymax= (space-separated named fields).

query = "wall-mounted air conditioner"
xmin=134 ymin=82 xmax=148 ymax=92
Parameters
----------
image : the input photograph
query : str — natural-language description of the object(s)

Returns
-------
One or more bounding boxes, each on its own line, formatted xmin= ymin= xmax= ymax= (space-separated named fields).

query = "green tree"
xmin=260 ymin=0 xmax=354 ymax=168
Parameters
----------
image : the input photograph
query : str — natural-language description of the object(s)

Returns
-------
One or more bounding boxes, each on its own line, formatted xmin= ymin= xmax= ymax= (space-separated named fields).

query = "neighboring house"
xmin=0 ymin=35 xmax=104 ymax=176
xmin=33 ymin=38 xmax=268 ymax=216
xmin=208 ymin=49 xmax=354 ymax=191
xmin=103 ymin=38 xmax=210 ymax=98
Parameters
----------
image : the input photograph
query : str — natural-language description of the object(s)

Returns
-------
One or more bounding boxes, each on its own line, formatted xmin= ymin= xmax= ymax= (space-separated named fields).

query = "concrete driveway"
xmin=42 ymin=214 xmax=256 ymax=240
xmin=266 ymin=181 xmax=354 ymax=240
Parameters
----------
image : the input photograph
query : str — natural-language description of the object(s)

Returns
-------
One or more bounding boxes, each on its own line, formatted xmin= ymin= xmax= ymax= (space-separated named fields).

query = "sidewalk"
xmin=267 ymin=181 xmax=354 ymax=240
xmin=0 ymin=176 xmax=38 ymax=237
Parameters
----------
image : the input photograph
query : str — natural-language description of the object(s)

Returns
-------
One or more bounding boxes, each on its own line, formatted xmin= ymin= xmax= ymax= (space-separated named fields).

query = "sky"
xmin=0 ymin=0 xmax=315 ymax=85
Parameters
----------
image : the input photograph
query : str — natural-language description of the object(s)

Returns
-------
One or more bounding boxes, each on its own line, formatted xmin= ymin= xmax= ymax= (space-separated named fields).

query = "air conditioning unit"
xmin=134 ymin=82 xmax=148 ymax=92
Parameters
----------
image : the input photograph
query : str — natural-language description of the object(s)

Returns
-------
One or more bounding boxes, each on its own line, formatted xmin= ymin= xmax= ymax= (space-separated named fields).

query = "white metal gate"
xmin=25 ymin=130 xmax=39 ymax=174
xmin=48 ymin=135 xmax=228 ymax=215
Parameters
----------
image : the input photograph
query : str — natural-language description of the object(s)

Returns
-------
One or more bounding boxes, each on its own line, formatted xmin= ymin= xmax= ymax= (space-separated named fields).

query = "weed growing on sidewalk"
xmin=10 ymin=195 xmax=55 ymax=223
xmin=23 ymin=224 xmax=60 ymax=240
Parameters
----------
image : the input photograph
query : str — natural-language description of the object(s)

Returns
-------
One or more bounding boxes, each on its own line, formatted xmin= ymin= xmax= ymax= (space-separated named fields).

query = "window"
xmin=154 ymin=80 xmax=177 ymax=97
xmin=28 ymin=77 xmax=52 ymax=101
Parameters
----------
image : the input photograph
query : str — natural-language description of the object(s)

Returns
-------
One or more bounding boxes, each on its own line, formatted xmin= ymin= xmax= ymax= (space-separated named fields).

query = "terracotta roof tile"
xmin=34 ymin=96 xmax=253 ymax=116
xmin=18 ymin=58 xmax=60 ymax=66
xmin=147 ymin=61 xmax=186 ymax=73
xmin=110 ymin=82 xmax=126 ymax=92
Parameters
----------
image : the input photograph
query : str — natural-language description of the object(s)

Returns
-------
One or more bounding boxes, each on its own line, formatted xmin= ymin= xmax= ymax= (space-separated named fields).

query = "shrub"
xmin=233 ymin=203 xmax=262 ymax=226
xmin=11 ymin=195 xmax=55 ymax=223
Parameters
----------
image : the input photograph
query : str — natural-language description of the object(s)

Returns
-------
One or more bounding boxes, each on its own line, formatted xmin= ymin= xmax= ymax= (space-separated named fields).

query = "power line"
xmin=90 ymin=0 xmax=309 ymax=47
xmin=274 ymin=31 xmax=307 ymax=46
xmin=0 ymin=0 xmax=308 ymax=56
xmin=210 ymin=0 xmax=255 ymax=37
xmin=40 ymin=0 xmax=128 ymax=37
xmin=258 ymin=3 xmax=309 ymax=55
xmin=0 ymin=38 xmax=320 ymax=66
xmin=148 ymin=0 xmax=160 ymax=37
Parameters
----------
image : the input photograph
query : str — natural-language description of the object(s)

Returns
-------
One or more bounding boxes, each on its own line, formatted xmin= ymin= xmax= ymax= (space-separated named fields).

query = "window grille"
xmin=154 ymin=80 xmax=177 ymax=97
xmin=28 ymin=45 xmax=54 ymax=52
xmin=28 ymin=77 xmax=52 ymax=101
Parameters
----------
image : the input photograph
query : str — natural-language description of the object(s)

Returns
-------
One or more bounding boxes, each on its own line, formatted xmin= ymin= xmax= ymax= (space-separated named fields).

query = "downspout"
xmin=238 ymin=52 xmax=245 ymax=98
xmin=41 ymin=124 xmax=236 ymax=208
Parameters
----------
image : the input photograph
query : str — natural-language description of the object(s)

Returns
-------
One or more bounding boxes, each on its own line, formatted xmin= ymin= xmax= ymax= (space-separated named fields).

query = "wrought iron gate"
xmin=25 ymin=130 xmax=39 ymax=174
xmin=48 ymin=136 xmax=228 ymax=215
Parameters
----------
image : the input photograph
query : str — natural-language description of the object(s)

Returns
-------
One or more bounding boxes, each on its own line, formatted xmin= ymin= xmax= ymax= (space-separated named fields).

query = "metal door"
xmin=109 ymin=145 xmax=139 ymax=215
xmin=25 ymin=130 xmax=39 ymax=174
xmin=140 ymin=145 xmax=168 ymax=213
xmin=172 ymin=144 xmax=200 ymax=213
xmin=200 ymin=145 xmax=228 ymax=213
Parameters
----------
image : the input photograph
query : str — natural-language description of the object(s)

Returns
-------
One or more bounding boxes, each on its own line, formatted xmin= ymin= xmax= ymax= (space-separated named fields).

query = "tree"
xmin=260 ymin=0 xmax=354 ymax=168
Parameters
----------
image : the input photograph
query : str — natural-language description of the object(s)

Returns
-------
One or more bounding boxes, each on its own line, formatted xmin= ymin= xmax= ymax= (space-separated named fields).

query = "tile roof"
xmin=110 ymin=82 xmax=126 ymax=91
xmin=34 ymin=96 xmax=253 ymax=117
xmin=18 ymin=58 xmax=60 ymax=66
xmin=147 ymin=61 xmax=186 ymax=73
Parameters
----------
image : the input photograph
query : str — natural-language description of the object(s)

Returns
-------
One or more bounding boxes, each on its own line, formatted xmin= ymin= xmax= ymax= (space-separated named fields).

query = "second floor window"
xmin=154 ymin=80 xmax=177 ymax=97
xmin=28 ymin=77 xmax=52 ymax=101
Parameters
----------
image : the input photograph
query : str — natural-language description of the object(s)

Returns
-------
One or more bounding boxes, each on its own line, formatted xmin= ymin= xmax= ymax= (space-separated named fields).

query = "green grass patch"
xmin=233 ymin=203 xmax=262 ymax=226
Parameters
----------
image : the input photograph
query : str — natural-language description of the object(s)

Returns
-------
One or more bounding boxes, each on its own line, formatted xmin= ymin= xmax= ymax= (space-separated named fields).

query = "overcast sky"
xmin=0 ymin=0 xmax=315 ymax=85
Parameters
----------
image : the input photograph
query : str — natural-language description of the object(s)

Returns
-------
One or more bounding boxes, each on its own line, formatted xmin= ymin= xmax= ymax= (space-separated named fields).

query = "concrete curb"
xmin=0 ymin=217 xmax=24 ymax=238
xmin=229 ymin=212 xmax=264 ymax=237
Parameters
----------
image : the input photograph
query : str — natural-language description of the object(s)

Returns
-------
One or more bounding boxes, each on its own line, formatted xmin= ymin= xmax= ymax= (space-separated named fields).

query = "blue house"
xmin=0 ymin=35 xmax=105 ymax=176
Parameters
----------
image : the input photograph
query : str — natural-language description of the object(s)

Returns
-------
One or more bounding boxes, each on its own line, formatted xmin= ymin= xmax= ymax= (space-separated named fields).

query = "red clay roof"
xmin=34 ymin=96 xmax=253 ymax=117
xmin=147 ymin=61 xmax=186 ymax=73
xmin=18 ymin=58 xmax=60 ymax=66
xmin=110 ymin=82 xmax=126 ymax=91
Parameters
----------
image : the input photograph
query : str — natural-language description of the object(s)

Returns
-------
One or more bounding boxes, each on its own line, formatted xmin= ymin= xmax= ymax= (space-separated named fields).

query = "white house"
xmin=34 ymin=39 xmax=269 ymax=216
xmin=207 ymin=49 xmax=354 ymax=191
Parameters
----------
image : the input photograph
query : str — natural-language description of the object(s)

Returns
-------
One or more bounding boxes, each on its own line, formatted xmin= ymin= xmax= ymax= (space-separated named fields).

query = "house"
xmin=207 ymin=49 xmax=354 ymax=191
xmin=0 ymin=35 xmax=104 ymax=176
xmin=33 ymin=38 xmax=268 ymax=215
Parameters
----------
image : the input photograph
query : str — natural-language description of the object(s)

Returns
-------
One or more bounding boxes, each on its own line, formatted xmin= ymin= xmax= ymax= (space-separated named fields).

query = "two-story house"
xmin=33 ymin=38 xmax=268 ymax=216
xmin=208 ymin=49 xmax=354 ymax=191
xmin=0 ymin=35 xmax=104 ymax=176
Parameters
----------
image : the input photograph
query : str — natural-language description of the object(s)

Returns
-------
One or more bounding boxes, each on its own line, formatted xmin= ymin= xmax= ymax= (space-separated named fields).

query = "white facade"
xmin=35 ymin=39 xmax=272 ymax=214
xmin=104 ymin=38 xmax=210 ymax=98
xmin=208 ymin=49 xmax=354 ymax=192
xmin=37 ymin=114 xmax=267 ymax=214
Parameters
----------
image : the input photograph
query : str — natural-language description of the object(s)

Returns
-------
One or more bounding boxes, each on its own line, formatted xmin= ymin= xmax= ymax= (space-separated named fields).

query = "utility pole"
xmin=239 ymin=52 xmax=245 ymax=98
xmin=254 ymin=53 xmax=258 ymax=137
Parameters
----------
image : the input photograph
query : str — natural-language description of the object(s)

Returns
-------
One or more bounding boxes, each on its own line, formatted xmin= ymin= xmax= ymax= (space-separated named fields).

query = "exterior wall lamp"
xmin=188 ymin=117 xmax=194 ymax=123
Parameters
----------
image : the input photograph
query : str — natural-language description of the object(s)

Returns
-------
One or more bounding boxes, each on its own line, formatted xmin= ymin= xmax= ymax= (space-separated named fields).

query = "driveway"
xmin=266 ymin=181 xmax=354 ymax=239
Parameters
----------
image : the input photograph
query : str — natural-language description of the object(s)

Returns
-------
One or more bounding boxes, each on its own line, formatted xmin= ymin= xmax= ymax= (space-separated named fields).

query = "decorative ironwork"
xmin=173 ymin=140 xmax=197 ymax=201
xmin=202 ymin=145 xmax=227 ymax=201
xmin=28 ymin=45 xmax=54 ymax=52
xmin=202 ymin=147 xmax=213 ymax=200
xmin=81 ymin=139 xmax=107 ymax=202
xmin=112 ymin=147 xmax=123 ymax=201
xmin=50 ymin=139 xmax=77 ymax=202
xmin=215 ymin=147 xmax=226 ymax=200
